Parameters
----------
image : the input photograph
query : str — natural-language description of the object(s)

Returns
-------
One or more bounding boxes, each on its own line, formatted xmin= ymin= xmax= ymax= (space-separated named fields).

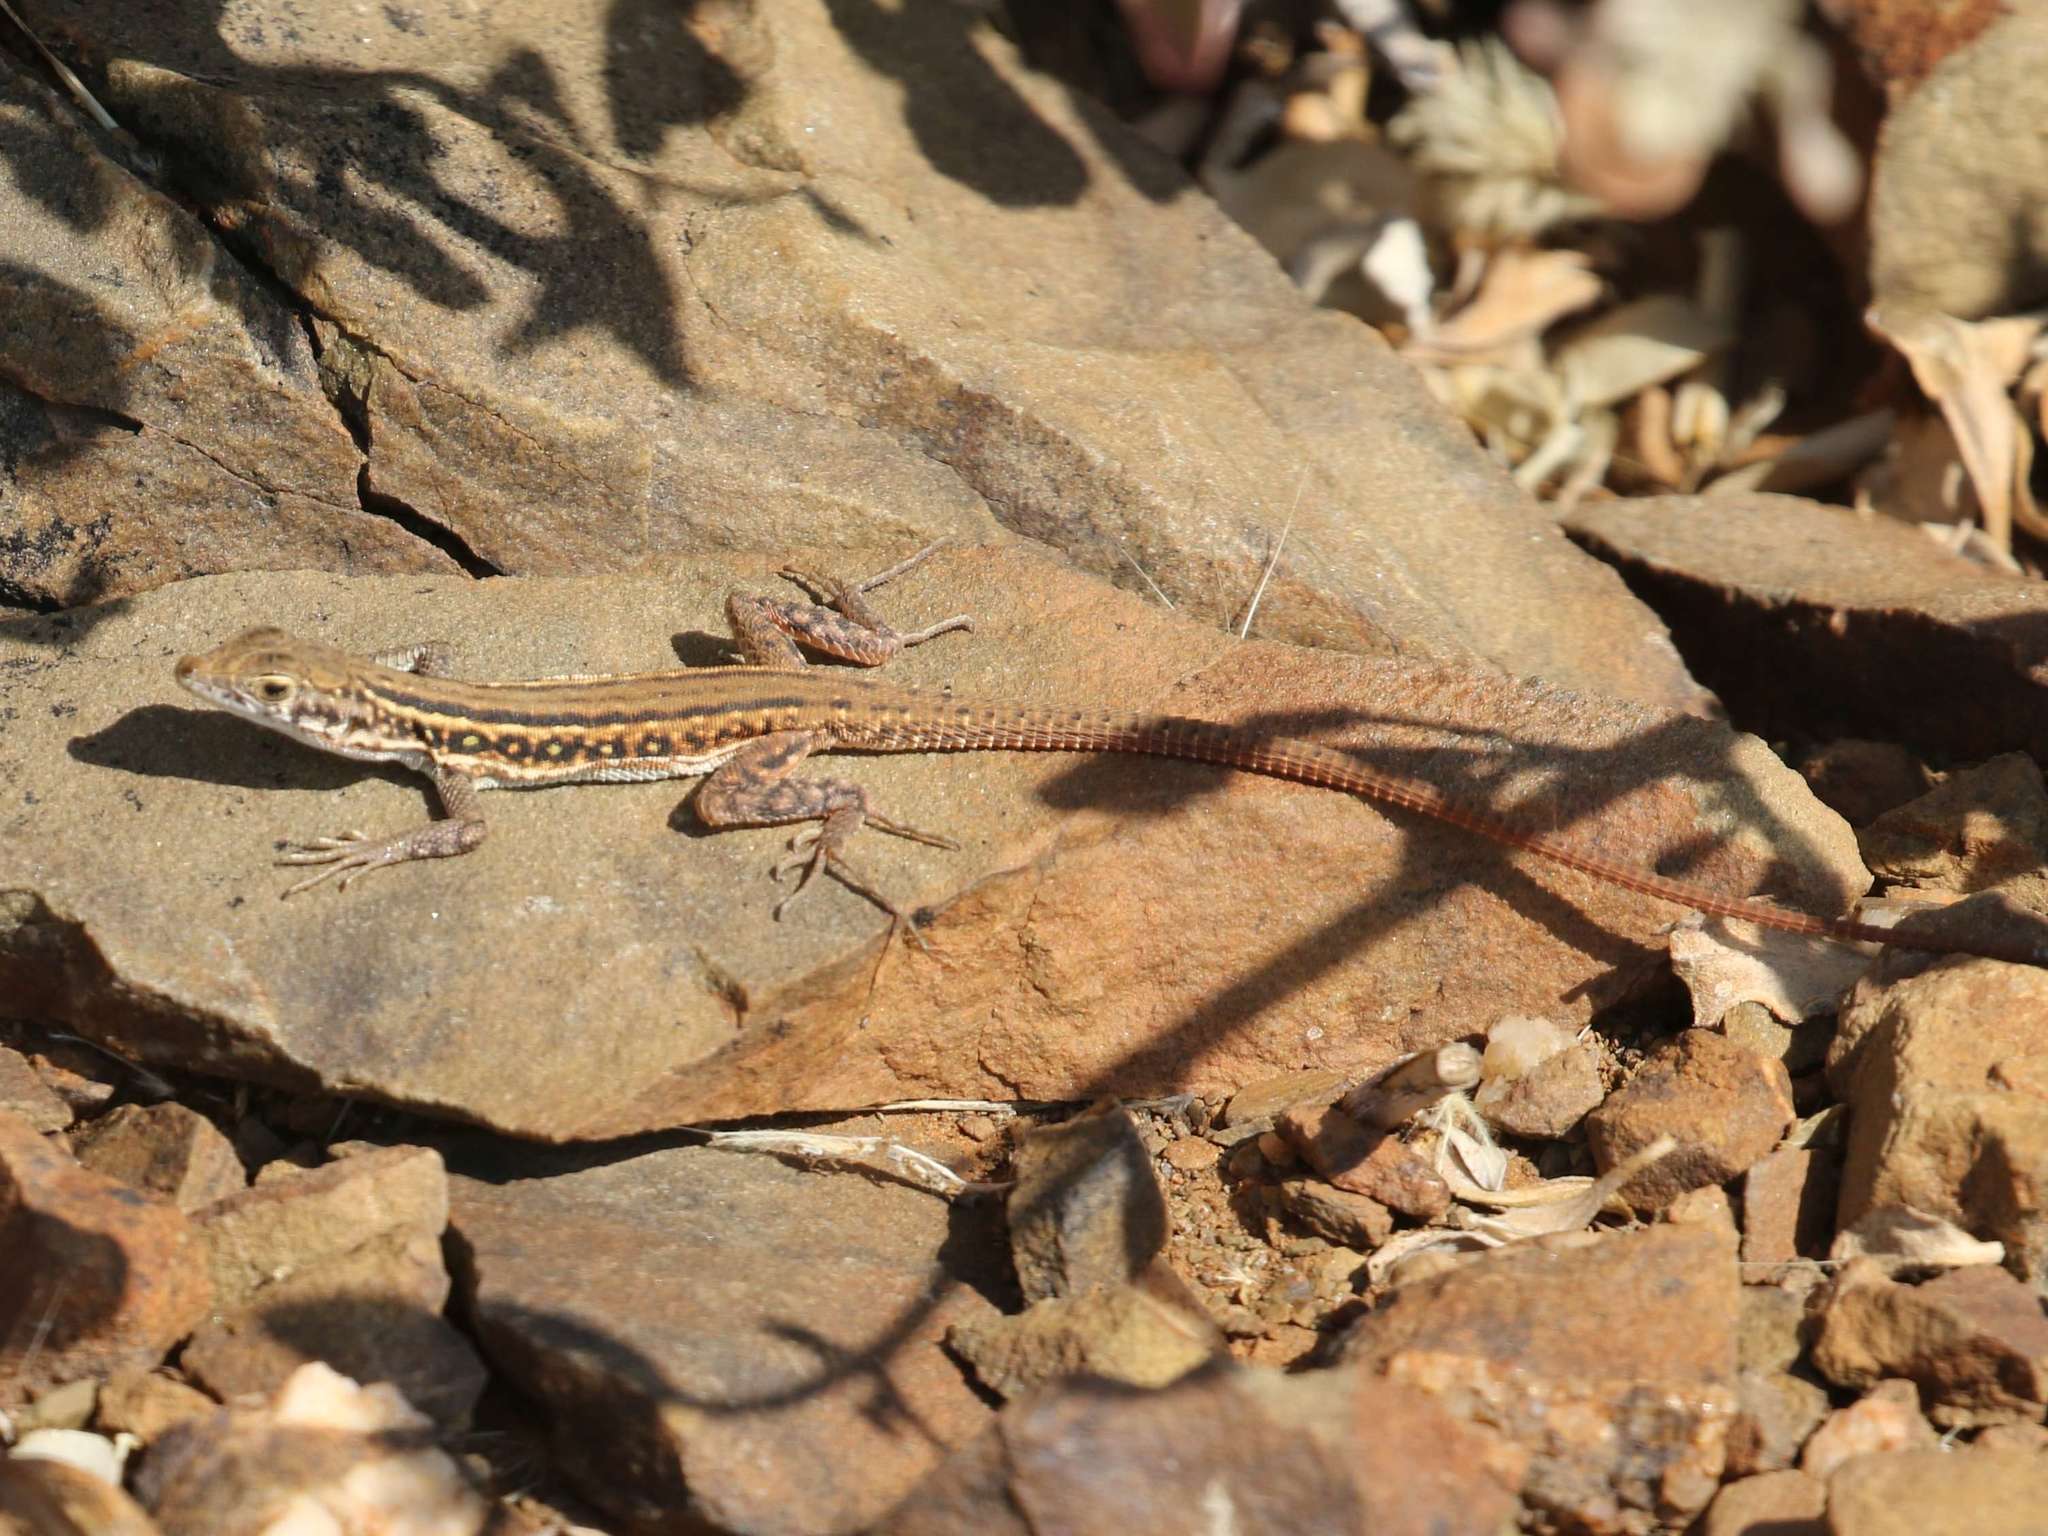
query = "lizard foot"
xmin=275 ymin=831 xmax=398 ymax=896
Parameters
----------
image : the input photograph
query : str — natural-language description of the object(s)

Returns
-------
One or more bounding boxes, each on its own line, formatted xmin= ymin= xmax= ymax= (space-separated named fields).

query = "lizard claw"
xmin=277 ymin=830 xmax=372 ymax=862
xmin=770 ymin=828 xmax=825 ymax=886
xmin=275 ymin=830 xmax=393 ymax=897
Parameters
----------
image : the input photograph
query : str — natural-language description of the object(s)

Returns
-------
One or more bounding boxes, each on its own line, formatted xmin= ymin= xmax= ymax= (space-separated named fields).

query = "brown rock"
xmin=1974 ymin=1420 xmax=2048 ymax=1453
xmin=1723 ymin=999 xmax=1832 ymax=1077
xmin=1830 ymin=959 xmax=2048 ymax=1280
xmin=1274 ymin=1179 xmax=1396 ymax=1249
xmin=0 ymin=1045 xmax=70 ymax=1133
xmin=1868 ymin=6 xmax=2048 ymax=323
xmin=0 ymin=1107 xmax=210 ymax=1404
xmin=946 ymin=1279 xmax=1220 ymax=1398
xmin=193 ymin=1147 xmax=450 ymax=1310
xmin=1799 ymin=1378 xmax=1936 ymax=1481
xmin=0 ymin=63 xmax=450 ymax=607
xmin=1697 ymin=1469 xmax=1826 ymax=1536
xmin=449 ymin=1140 xmax=1005 ymax=1536
xmin=2 ymin=552 xmax=1867 ymax=1139
xmin=1858 ymin=755 xmax=2048 ymax=896
xmin=1159 ymin=1135 xmax=1219 ymax=1174
xmin=1796 ymin=738 xmax=1934 ymax=829
xmin=183 ymin=1146 xmax=483 ymax=1431
xmin=1585 ymin=1030 xmax=1796 ymax=1212
xmin=1727 ymin=1369 xmax=1830 ymax=1475
xmin=137 ymin=1362 xmax=488 ymax=1536
xmin=71 ymin=1104 xmax=244 ymax=1211
xmin=1823 ymin=1447 xmax=2048 ymax=1535
xmin=1738 ymin=1285 xmax=1812 ymax=1374
xmin=95 ymin=1369 xmax=218 ymax=1443
xmin=0 ymin=1454 xmax=163 ymax=1536
xmin=15 ymin=1377 xmax=97 ymax=1432
xmin=1563 ymin=491 xmax=2048 ymax=765
xmin=1666 ymin=1183 xmax=1741 ymax=1236
xmin=1008 ymin=1106 xmax=1167 ymax=1302
xmin=885 ymin=1364 xmax=1523 ymax=1536
xmin=1743 ymin=1147 xmax=1838 ymax=1267
xmin=1222 ymin=1070 xmax=1348 ymax=1128
xmin=1812 ymin=1259 xmax=2048 ymax=1422
xmin=1275 ymin=1105 xmax=1449 ymax=1220
xmin=1472 ymin=1040 xmax=1605 ymax=1139
xmin=1338 ymin=1222 xmax=1740 ymax=1530
xmin=23 ymin=1041 xmax=121 ymax=1116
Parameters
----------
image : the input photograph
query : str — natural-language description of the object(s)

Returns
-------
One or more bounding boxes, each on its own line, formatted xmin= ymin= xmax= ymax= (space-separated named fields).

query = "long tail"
xmin=868 ymin=710 xmax=2039 ymax=965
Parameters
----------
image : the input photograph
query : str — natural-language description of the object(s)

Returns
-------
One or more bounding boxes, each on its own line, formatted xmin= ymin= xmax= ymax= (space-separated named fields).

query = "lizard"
xmin=172 ymin=540 xmax=2044 ymax=965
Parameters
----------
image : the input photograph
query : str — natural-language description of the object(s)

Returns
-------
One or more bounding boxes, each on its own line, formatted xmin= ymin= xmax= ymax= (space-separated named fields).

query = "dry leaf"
xmin=1436 ymin=1120 xmax=1508 ymax=1193
xmin=1554 ymin=294 xmax=1731 ymax=410
xmin=1389 ymin=37 xmax=1605 ymax=242
xmin=1208 ymin=137 xmax=1419 ymax=277
xmin=1357 ymin=216 xmax=1434 ymax=331
xmin=9 ymin=1429 xmax=136 ymax=1487
xmin=1871 ymin=309 xmax=2048 ymax=550
xmin=1451 ymin=1135 xmax=1679 ymax=1242
xmin=1403 ymin=248 xmax=1603 ymax=365
xmin=1831 ymin=1204 xmax=2005 ymax=1273
xmin=1708 ymin=408 xmax=1895 ymax=499
xmin=1630 ymin=384 xmax=1686 ymax=488
xmin=1668 ymin=914 xmax=1873 ymax=1025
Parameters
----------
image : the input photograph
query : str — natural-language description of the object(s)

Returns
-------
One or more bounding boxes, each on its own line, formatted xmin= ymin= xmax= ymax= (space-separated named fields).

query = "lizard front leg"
xmin=277 ymin=764 xmax=489 ymax=896
xmin=276 ymin=639 xmax=483 ymax=896
xmin=695 ymin=732 xmax=954 ymax=933
xmin=725 ymin=538 xmax=972 ymax=667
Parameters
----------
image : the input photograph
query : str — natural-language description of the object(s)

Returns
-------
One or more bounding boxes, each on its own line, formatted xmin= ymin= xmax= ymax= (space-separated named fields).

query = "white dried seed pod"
xmin=1480 ymin=1015 xmax=1573 ymax=1083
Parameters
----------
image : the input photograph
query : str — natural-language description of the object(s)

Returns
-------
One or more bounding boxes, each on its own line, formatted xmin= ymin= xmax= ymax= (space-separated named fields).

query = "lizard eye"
xmin=252 ymin=675 xmax=296 ymax=703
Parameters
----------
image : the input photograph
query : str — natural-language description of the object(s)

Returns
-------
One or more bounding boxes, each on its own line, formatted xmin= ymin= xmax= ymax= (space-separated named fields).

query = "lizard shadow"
xmin=1021 ymin=701 xmax=1867 ymax=1098
xmin=69 ymin=705 xmax=415 ymax=795
xmin=668 ymin=628 xmax=747 ymax=668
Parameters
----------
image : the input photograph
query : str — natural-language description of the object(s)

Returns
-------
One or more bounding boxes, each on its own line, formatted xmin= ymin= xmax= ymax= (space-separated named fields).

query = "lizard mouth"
xmin=173 ymin=662 xmax=240 ymax=714
xmin=173 ymin=658 xmax=218 ymax=697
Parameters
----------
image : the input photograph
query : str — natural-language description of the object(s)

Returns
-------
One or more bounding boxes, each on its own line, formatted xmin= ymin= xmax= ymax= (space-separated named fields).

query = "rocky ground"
xmin=5 ymin=2 xmax=2048 ymax=1534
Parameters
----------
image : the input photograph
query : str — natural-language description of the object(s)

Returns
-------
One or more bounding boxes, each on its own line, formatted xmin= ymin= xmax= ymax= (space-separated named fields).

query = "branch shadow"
xmin=1002 ymin=700 xmax=1881 ymax=1097
xmin=8 ymin=0 xmax=1187 ymax=413
xmin=427 ymin=1131 xmax=1013 ymax=1524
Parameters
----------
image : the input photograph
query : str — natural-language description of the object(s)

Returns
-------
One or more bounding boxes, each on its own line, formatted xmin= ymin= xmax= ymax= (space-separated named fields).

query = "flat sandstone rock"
xmin=10 ymin=0 xmax=1698 ymax=710
xmin=0 ymin=545 xmax=1868 ymax=1138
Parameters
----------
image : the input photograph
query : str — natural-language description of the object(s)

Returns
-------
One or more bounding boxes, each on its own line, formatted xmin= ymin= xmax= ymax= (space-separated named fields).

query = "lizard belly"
xmin=465 ymin=745 xmax=741 ymax=790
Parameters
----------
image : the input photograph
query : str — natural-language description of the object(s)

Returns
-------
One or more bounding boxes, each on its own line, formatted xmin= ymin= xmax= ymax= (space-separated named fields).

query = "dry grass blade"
xmin=0 ymin=0 xmax=122 ymax=136
xmin=1237 ymin=472 xmax=1304 ymax=638
xmin=698 ymin=1128 xmax=1006 ymax=1197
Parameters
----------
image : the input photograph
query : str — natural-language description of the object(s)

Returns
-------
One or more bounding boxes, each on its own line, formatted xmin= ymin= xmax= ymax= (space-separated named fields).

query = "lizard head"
xmin=176 ymin=628 xmax=397 ymax=758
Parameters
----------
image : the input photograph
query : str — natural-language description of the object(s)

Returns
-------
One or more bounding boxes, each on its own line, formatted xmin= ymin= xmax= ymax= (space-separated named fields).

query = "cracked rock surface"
xmin=0 ymin=60 xmax=459 ymax=606
xmin=7 ymin=0 xmax=1705 ymax=710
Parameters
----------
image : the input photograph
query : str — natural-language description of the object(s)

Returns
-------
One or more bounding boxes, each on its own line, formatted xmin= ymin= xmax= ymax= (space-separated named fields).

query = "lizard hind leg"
xmin=725 ymin=539 xmax=972 ymax=668
xmin=694 ymin=732 xmax=953 ymax=936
